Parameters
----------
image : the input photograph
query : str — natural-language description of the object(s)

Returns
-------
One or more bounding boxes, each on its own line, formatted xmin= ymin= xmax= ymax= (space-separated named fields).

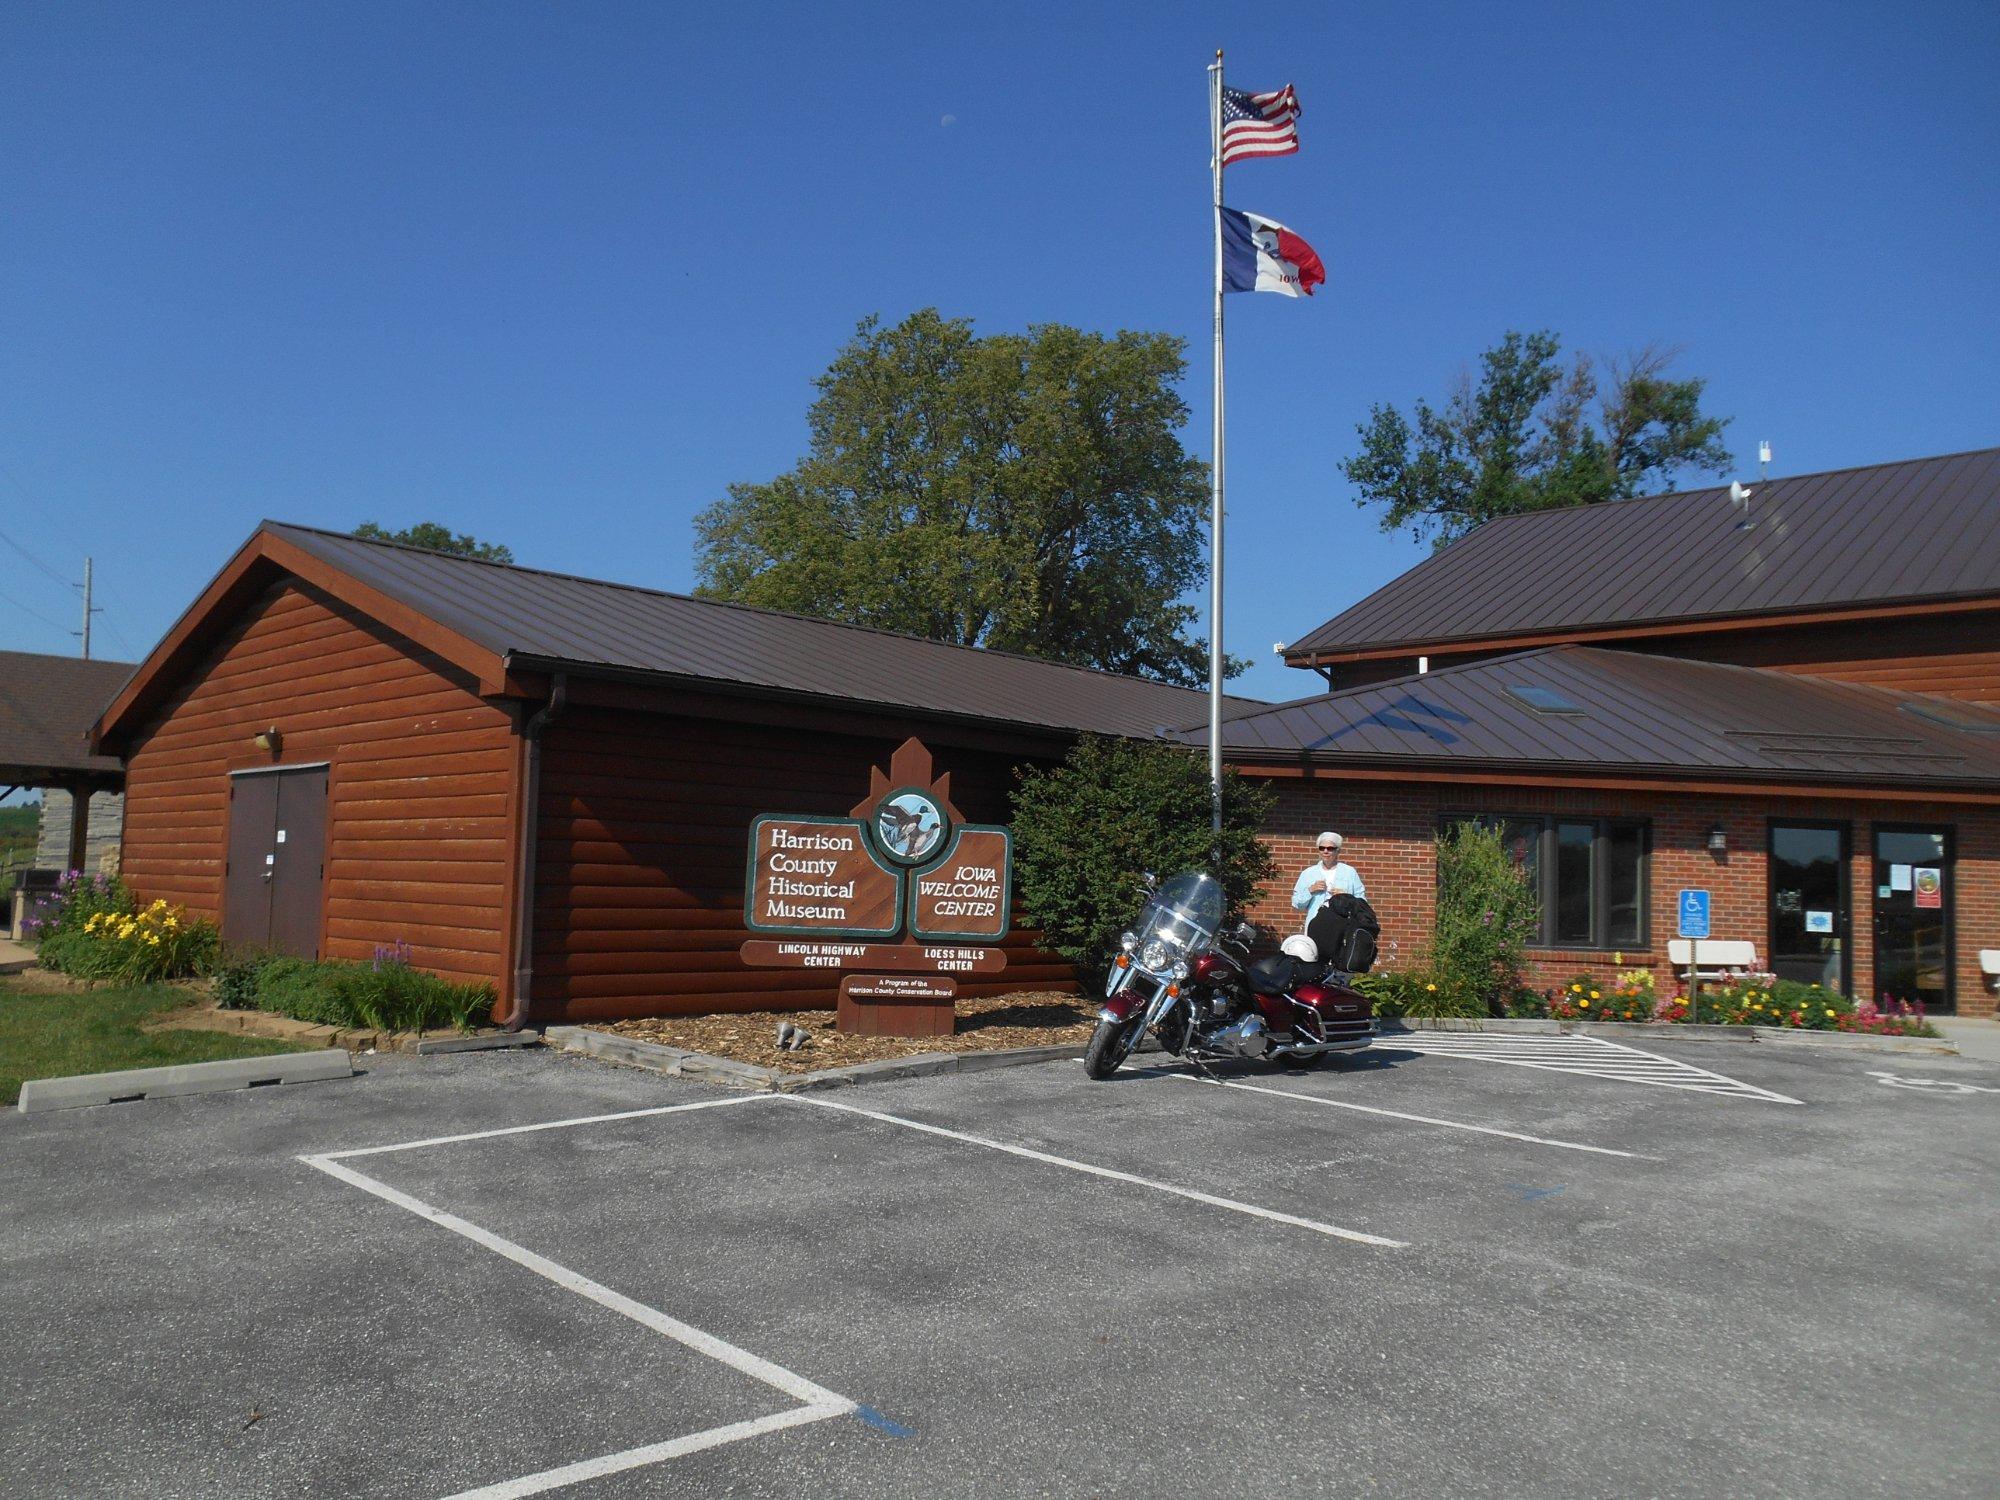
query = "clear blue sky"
xmin=3 ymin=0 xmax=1996 ymax=709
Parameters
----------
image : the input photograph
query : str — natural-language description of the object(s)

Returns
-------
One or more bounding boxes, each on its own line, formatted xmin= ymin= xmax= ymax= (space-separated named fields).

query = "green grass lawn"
xmin=0 ymin=979 xmax=316 ymax=1106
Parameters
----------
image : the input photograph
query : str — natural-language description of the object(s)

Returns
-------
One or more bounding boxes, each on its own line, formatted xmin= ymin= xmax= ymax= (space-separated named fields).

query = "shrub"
xmin=1011 ymin=735 xmax=1275 ymax=978
xmin=240 ymin=954 xmax=493 ymax=1033
xmin=1352 ymin=967 xmax=1484 ymax=1020
xmin=1429 ymin=823 xmax=1539 ymax=1010
xmin=32 ymin=874 xmax=220 ymax=983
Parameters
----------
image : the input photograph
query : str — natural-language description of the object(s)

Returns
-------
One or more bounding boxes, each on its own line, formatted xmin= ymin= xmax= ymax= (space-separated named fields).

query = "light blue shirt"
xmin=1292 ymin=859 xmax=1365 ymax=925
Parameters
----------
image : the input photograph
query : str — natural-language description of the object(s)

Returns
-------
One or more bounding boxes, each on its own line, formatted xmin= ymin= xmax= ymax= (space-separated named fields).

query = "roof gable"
xmin=1288 ymin=446 xmax=2000 ymax=661
xmin=0 ymin=650 xmax=134 ymax=781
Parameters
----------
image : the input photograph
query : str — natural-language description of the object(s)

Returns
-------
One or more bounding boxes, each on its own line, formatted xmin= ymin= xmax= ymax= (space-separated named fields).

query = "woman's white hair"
xmin=1317 ymin=831 xmax=1343 ymax=851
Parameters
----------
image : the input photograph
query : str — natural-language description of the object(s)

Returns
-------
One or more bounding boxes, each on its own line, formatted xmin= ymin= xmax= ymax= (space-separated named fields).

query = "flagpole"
xmin=1207 ymin=48 xmax=1225 ymax=840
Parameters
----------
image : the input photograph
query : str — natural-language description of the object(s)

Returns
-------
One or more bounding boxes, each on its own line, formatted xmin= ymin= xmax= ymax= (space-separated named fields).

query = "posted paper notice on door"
xmin=1889 ymin=864 xmax=1913 ymax=892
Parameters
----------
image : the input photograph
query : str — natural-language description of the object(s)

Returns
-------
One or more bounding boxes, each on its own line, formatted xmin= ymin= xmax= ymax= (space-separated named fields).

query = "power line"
xmin=0 ymin=523 xmax=75 ymax=590
xmin=0 ymin=584 xmax=71 ymax=635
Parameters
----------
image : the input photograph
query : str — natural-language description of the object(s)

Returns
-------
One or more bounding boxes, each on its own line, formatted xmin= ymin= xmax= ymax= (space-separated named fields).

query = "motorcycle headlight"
xmin=1140 ymin=939 xmax=1171 ymax=973
xmin=1120 ymin=930 xmax=1138 ymax=953
xmin=1172 ymin=960 xmax=1189 ymax=980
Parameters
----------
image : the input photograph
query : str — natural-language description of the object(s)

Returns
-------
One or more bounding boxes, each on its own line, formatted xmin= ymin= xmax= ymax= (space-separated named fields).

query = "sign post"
xmin=1678 ymin=889 xmax=1712 ymax=1023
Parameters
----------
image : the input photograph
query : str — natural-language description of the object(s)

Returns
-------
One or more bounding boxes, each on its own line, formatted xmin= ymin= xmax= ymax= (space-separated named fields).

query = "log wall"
xmin=531 ymin=707 xmax=1073 ymax=1022
xmin=119 ymin=580 xmax=520 ymax=992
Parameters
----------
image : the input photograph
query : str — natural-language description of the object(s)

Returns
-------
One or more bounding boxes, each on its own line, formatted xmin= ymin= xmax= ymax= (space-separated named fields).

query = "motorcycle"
xmin=1083 ymin=870 xmax=1375 ymax=1080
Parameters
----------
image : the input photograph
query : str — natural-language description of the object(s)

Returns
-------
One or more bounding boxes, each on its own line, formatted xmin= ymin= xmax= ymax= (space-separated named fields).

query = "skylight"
xmin=1506 ymin=684 xmax=1586 ymax=716
xmin=1902 ymin=702 xmax=2000 ymax=735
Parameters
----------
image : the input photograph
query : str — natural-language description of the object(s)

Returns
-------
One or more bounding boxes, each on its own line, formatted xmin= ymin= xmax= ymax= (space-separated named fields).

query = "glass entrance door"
xmin=1872 ymin=826 xmax=1953 ymax=1015
xmin=1770 ymin=823 xmax=1848 ymax=993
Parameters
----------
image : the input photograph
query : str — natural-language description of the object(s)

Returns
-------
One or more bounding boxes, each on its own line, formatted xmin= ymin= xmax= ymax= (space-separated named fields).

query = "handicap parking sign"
xmin=1678 ymin=889 xmax=1711 ymax=939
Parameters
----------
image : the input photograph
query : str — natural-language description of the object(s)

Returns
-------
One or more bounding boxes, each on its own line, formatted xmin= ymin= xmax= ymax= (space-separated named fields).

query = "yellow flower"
xmin=1752 ymin=1002 xmax=1763 ymax=1011
xmin=1571 ymin=983 xmax=1583 ymax=993
xmin=1824 ymin=1008 xmax=1836 ymax=1019
xmin=1425 ymin=983 xmax=1437 ymax=993
xmin=145 ymin=932 xmax=160 ymax=945
xmin=1579 ymin=998 xmax=1590 ymax=1009
xmin=164 ymin=915 xmax=178 ymax=929
xmin=1589 ymin=990 xmax=1601 ymax=1000
xmin=1809 ymin=982 xmax=1820 ymax=989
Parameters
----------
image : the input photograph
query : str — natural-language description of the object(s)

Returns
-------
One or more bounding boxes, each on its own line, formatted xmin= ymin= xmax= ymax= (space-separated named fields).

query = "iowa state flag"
xmin=1221 ymin=207 xmax=1325 ymax=298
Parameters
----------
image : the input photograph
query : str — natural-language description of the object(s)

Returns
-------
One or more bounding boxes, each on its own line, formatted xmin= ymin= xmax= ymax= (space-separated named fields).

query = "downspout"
xmin=506 ymin=672 xmax=567 ymax=1030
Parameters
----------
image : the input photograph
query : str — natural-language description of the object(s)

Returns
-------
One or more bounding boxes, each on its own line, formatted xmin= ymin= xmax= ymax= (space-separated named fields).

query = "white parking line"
xmin=786 ymin=1094 xmax=1406 ymax=1247
xmin=1383 ymin=1032 xmax=1804 ymax=1105
xmin=439 ymin=1404 xmax=851 ymax=1500
xmin=300 ymin=1097 xmax=854 ymax=1499
xmin=1159 ymin=1072 xmax=1658 ymax=1160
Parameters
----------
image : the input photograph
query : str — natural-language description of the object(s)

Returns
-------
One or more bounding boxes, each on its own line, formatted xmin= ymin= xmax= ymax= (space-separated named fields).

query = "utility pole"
xmin=74 ymin=556 xmax=100 ymax=659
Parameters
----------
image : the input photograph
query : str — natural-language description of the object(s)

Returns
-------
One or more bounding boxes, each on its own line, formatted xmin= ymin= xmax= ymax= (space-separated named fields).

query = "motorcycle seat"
xmin=1248 ymin=953 xmax=1328 ymax=995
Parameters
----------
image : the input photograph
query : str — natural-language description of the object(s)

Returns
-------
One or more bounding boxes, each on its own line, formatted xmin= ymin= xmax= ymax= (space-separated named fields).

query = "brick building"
xmin=1225 ymin=447 xmax=2000 ymax=1018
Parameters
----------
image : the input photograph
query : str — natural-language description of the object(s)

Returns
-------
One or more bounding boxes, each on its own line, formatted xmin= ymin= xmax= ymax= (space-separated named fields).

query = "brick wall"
xmin=1249 ymin=775 xmax=2000 ymax=1020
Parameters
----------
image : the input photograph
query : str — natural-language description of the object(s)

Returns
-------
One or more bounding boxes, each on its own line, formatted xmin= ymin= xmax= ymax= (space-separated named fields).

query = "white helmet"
xmin=1280 ymin=934 xmax=1319 ymax=962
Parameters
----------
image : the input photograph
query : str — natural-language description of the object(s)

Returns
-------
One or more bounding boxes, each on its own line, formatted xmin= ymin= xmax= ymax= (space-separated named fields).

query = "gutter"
xmin=505 ymin=672 xmax=567 ymax=1030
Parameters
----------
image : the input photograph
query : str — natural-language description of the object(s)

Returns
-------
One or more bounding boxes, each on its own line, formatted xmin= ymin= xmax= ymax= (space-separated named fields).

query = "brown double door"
xmin=223 ymin=765 xmax=328 ymax=957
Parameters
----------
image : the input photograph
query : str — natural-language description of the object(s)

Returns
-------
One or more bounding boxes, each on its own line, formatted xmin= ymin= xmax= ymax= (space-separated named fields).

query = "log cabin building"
xmin=90 ymin=446 xmax=2000 ymax=1024
xmin=90 ymin=522 xmax=1248 ymax=1026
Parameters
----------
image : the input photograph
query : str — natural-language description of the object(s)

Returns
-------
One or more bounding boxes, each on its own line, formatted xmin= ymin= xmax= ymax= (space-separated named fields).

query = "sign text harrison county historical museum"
xmin=740 ymin=739 xmax=1013 ymax=968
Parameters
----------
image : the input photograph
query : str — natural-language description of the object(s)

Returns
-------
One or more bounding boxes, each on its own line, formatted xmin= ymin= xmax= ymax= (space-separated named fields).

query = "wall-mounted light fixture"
xmin=1706 ymin=824 xmax=1727 ymax=855
xmin=251 ymin=727 xmax=282 ymax=755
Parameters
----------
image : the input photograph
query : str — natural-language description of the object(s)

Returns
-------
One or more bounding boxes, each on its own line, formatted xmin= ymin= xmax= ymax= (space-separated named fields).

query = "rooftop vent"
xmin=1506 ymin=685 xmax=1586 ymax=716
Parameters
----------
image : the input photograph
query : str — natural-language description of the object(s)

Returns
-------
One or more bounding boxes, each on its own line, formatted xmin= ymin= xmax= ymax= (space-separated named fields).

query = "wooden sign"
xmin=741 ymin=738 xmax=1012 ymax=951
xmin=908 ymin=826 xmax=1012 ymax=941
xmin=743 ymin=816 xmax=902 ymax=937
xmin=841 ymin=975 xmax=957 ymax=1002
xmin=839 ymin=973 xmax=957 ymax=1038
xmin=738 ymin=940 xmax=1007 ymax=974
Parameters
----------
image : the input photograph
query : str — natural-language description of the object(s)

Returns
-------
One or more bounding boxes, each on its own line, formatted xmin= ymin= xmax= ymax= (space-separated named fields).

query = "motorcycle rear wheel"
xmin=1082 ymin=1016 xmax=1141 ymax=1079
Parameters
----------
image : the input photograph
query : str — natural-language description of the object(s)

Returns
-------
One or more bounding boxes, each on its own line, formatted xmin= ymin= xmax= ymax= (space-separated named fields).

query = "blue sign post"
xmin=1678 ymin=889 xmax=1712 ymax=1020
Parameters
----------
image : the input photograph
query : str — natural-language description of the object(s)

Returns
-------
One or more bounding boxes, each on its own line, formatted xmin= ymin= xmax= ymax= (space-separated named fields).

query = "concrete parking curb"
xmin=1386 ymin=1016 xmax=1957 ymax=1056
xmin=411 ymin=1031 xmax=543 ymax=1056
xmin=16 ymin=1049 xmax=353 ymax=1114
xmin=548 ymin=1026 xmax=1086 ymax=1092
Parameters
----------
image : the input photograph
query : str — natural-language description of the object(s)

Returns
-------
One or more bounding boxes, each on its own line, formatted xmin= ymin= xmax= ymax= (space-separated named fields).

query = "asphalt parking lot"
xmin=4 ymin=1032 xmax=1997 ymax=1499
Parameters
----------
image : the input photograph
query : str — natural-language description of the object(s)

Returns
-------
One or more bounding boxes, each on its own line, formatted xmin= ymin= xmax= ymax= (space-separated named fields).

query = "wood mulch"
xmin=593 ymin=990 xmax=1099 ymax=1074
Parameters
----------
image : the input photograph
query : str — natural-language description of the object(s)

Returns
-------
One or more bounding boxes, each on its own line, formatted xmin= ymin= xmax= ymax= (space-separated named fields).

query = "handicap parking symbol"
xmin=1677 ymin=889 xmax=1711 ymax=940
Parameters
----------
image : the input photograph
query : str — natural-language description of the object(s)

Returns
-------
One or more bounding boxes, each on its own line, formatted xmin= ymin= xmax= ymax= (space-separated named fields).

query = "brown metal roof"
xmin=1288 ymin=446 xmax=2000 ymax=659
xmin=263 ymin=524 xmax=1259 ymax=739
xmin=1195 ymin=646 xmax=2000 ymax=793
xmin=0 ymin=651 xmax=133 ymax=783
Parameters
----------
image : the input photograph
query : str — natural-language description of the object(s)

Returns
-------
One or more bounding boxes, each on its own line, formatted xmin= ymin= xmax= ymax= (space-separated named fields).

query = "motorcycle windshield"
xmin=1130 ymin=872 xmax=1224 ymax=974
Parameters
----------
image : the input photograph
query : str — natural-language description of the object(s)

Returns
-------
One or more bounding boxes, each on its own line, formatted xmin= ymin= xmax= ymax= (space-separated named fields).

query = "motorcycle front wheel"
xmin=1082 ymin=1016 xmax=1142 ymax=1079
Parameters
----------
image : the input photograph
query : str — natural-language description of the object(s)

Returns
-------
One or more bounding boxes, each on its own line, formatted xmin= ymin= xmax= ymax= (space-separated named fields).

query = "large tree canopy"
xmin=1342 ymin=331 xmax=1733 ymax=547
xmin=695 ymin=309 xmax=1224 ymax=686
xmin=352 ymin=521 xmax=514 ymax=563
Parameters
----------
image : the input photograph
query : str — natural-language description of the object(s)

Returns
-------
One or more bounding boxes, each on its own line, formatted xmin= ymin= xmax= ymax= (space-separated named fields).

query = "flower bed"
xmin=1526 ymin=970 xmax=1935 ymax=1038
xmin=29 ymin=873 xmax=220 ymax=983
xmin=215 ymin=951 xmax=494 ymax=1034
xmin=1360 ymin=964 xmax=1937 ymax=1038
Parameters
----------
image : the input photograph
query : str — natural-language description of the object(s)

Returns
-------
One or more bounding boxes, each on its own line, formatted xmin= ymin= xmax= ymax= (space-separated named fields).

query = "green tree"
xmin=1343 ymin=332 xmax=1733 ymax=547
xmin=1010 ymin=736 xmax=1276 ymax=978
xmin=1428 ymin=822 xmax=1540 ymax=1010
xmin=695 ymin=310 xmax=1228 ymax=686
xmin=353 ymin=521 xmax=514 ymax=564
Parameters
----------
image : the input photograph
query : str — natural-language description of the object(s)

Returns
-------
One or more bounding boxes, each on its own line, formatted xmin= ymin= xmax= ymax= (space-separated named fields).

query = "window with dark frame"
xmin=1442 ymin=814 xmax=1648 ymax=950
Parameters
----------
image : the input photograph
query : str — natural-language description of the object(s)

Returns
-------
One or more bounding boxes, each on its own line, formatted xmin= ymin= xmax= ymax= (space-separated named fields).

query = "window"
xmin=1443 ymin=814 xmax=1648 ymax=949
xmin=1506 ymin=684 xmax=1587 ymax=716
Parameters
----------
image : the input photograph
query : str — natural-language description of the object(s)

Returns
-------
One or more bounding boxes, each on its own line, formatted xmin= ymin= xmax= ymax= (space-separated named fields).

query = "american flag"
xmin=1220 ymin=83 xmax=1300 ymax=167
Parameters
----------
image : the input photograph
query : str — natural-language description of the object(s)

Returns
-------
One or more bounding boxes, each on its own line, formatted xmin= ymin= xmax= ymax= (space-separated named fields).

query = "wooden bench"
xmin=1667 ymin=938 xmax=1761 ymax=983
